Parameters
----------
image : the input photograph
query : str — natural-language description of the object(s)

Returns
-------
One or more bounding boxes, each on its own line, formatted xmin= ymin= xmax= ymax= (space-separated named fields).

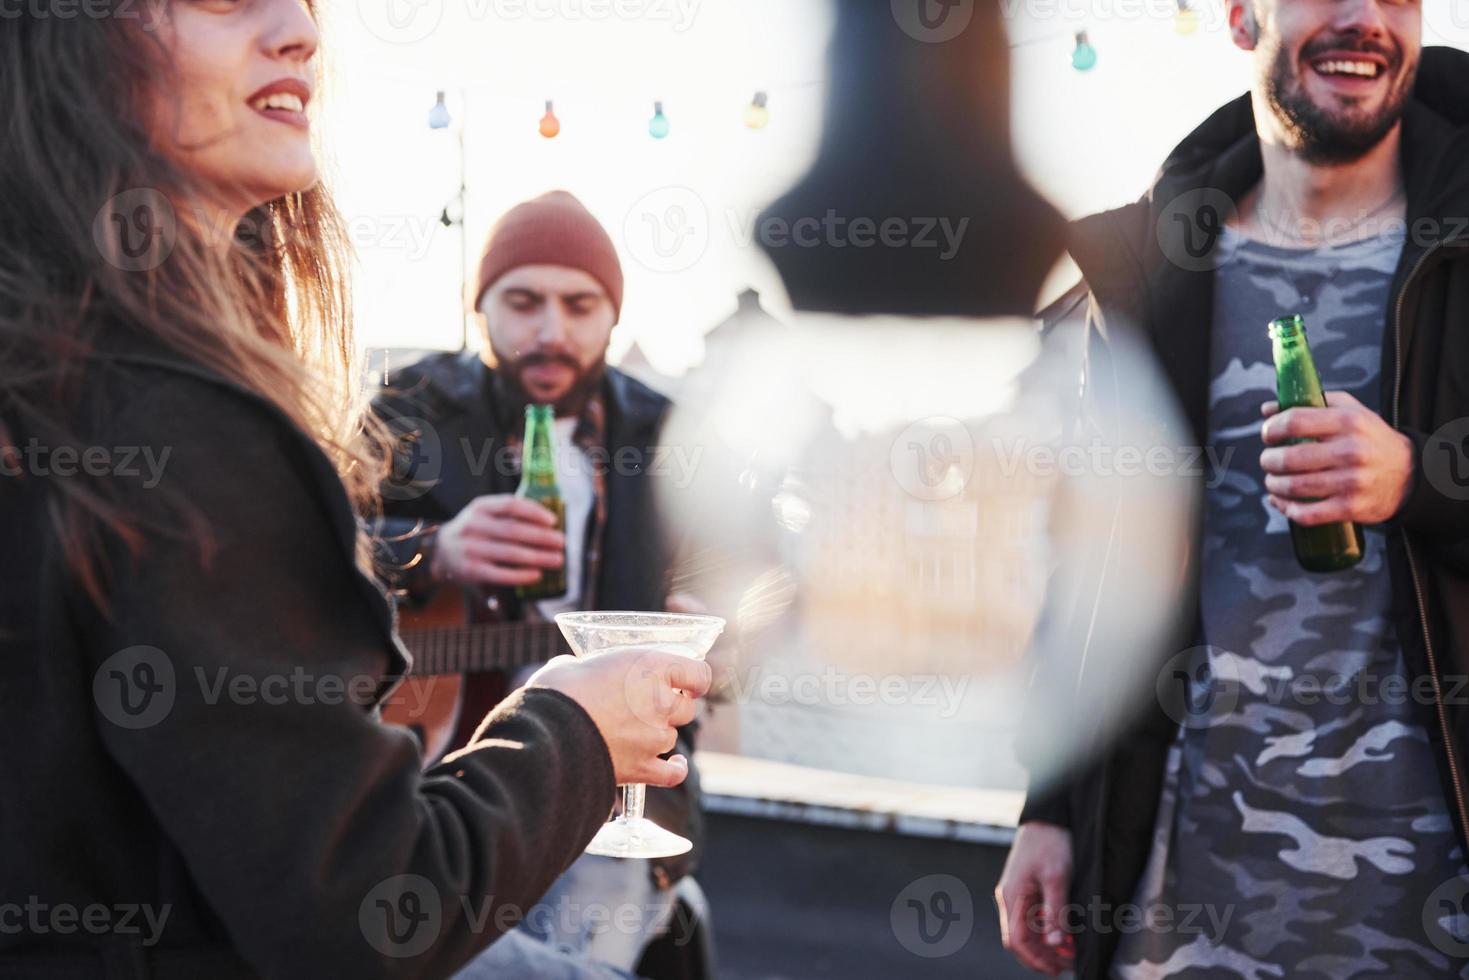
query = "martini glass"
xmin=555 ymin=611 xmax=725 ymax=859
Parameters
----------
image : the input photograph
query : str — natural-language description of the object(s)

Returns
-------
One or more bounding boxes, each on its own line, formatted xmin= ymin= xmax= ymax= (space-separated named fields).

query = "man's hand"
xmin=527 ymin=648 xmax=711 ymax=787
xmin=995 ymin=822 xmax=1075 ymax=976
xmin=1260 ymin=390 xmax=1414 ymax=525
xmin=430 ymin=494 xmax=565 ymax=587
xmin=666 ymin=592 xmax=735 ymax=694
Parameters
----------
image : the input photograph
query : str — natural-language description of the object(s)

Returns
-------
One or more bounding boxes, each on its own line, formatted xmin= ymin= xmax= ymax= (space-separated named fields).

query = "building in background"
xmin=648 ymin=294 xmax=1050 ymax=792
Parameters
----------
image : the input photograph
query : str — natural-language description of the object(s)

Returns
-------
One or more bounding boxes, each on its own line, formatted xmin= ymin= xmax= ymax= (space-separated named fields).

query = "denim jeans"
xmin=454 ymin=853 xmax=676 ymax=979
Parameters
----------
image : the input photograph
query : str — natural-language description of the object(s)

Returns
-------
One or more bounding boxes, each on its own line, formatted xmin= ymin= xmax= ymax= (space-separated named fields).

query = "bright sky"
xmin=319 ymin=0 xmax=832 ymax=368
xmin=320 ymin=0 xmax=1469 ymax=373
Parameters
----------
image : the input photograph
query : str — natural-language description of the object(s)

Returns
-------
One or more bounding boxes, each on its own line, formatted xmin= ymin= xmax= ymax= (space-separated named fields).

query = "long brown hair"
xmin=0 ymin=4 xmax=388 ymax=603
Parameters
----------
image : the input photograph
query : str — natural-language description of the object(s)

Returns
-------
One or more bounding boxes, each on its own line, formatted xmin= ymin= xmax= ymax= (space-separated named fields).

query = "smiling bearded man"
xmin=997 ymin=1 xmax=1469 ymax=978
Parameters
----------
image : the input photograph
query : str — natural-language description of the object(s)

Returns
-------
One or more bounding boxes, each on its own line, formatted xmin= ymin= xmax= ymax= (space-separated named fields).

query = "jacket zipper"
xmin=1392 ymin=242 xmax=1469 ymax=854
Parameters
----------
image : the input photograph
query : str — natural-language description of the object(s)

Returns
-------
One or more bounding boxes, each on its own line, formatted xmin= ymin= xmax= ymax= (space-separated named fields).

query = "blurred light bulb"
xmin=743 ymin=91 xmax=770 ymax=130
xmin=539 ymin=100 xmax=561 ymax=139
xmin=427 ymin=90 xmax=451 ymax=130
xmin=1071 ymin=31 xmax=1098 ymax=72
xmin=1174 ymin=0 xmax=1200 ymax=34
xmin=649 ymin=101 xmax=671 ymax=140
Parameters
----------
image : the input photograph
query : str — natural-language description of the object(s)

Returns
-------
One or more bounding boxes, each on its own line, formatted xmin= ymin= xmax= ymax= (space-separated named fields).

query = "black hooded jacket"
xmin=0 ymin=337 xmax=616 ymax=979
xmin=1018 ymin=46 xmax=1469 ymax=980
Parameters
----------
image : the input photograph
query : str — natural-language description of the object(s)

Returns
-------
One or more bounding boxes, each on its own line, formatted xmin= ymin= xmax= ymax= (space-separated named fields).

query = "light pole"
xmin=428 ymin=89 xmax=472 ymax=350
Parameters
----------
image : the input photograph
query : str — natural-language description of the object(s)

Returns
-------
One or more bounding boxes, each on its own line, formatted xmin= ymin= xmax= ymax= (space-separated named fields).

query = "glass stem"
xmin=621 ymin=783 xmax=645 ymax=823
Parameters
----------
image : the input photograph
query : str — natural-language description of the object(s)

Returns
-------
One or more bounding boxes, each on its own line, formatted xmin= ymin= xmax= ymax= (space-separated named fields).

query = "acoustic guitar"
xmin=382 ymin=587 xmax=567 ymax=763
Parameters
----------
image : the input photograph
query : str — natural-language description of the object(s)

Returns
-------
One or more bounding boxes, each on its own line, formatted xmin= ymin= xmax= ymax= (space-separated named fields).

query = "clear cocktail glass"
xmin=555 ymin=611 xmax=725 ymax=859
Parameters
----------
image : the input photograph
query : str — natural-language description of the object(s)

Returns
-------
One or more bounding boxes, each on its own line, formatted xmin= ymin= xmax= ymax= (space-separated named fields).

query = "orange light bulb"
xmin=539 ymin=100 xmax=561 ymax=139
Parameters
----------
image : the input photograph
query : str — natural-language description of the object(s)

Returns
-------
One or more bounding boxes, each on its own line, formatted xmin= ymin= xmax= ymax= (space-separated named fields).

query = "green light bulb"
xmin=1071 ymin=31 xmax=1098 ymax=72
xmin=649 ymin=101 xmax=670 ymax=139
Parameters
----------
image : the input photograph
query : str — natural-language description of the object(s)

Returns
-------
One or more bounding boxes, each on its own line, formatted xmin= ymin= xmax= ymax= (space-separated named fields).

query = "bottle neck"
xmin=521 ymin=408 xmax=558 ymax=483
xmin=1271 ymin=332 xmax=1324 ymax=410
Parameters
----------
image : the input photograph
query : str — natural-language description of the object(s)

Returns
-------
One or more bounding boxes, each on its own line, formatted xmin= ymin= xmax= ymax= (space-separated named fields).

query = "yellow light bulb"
xmin=1175 ymin=1 xmax=1200 ymax=34
xmin=744 ymin=91 xmax=770 ymax=130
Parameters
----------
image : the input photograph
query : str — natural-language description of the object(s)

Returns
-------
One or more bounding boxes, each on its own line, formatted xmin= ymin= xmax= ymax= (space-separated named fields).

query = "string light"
xmin=1175 ymin=0 xmax=1201 ymax=35
xmin=539 ymin=100 xmax=561 ymax=138
xmin=743 ymin=91 xmax=770 ymax=130
xmin=421 ymin=17 xmax=1250 ymax=141
xmin=1010 ymin=25 xmax=1102 ymax=69
xmin=427 ymin=90 xmax=451 ymax=129
xmin=649 ymin=101 xmax=671 ymax=139
xmin=1071 ymin=30 xmax=1098 ymax=72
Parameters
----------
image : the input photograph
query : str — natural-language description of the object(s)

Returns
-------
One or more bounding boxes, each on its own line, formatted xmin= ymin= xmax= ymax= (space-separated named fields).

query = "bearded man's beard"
xmin=1261 ymin=36 xmax=1416 ymax=166
xmin=492 ymin=343 xmax=609 ymax=418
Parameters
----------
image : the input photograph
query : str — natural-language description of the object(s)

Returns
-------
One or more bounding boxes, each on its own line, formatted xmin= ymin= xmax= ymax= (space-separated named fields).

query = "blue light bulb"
xmin=428 ymin=91 xmax=451 ymax=130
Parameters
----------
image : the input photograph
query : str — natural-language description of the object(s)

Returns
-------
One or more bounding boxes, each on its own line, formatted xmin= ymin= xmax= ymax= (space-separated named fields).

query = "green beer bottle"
xmin=1267 ymin=314 xmax=1365 ymax=573
xmin=515 ymin=404 xmax=568 ymax=600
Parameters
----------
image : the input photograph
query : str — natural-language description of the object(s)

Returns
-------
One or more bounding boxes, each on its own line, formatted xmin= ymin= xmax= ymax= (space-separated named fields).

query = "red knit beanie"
xmin=473 ymin=191 xmax=625 ymax=321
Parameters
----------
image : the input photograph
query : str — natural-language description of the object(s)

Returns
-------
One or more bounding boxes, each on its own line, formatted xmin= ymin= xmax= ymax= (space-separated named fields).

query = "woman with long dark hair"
xmin=0 ymin=3 xmax=707 ymax=977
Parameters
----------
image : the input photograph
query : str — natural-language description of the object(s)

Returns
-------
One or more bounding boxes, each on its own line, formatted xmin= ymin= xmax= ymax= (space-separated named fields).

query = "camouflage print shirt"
xmin=1111 ymin=226 xmax=1469 ymax=978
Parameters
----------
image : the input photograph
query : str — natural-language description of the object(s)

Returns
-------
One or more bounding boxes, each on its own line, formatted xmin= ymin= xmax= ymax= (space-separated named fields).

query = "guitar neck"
xmin=397 ymin=620 xmax=566 ymax=676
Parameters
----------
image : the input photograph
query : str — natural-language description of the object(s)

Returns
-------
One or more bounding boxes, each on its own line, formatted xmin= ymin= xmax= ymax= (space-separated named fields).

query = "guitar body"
xmin=383 ymin=587 xmax=566 ymax=765
xmin=382 ymin=589 xmax=471 ymax=764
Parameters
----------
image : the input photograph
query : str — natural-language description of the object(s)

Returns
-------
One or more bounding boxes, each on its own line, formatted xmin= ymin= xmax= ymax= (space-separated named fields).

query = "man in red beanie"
xmin=374 ymin=191 xmax=710 ymax=979
xmin=466 ymin=190 xmax=627 ymax=421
